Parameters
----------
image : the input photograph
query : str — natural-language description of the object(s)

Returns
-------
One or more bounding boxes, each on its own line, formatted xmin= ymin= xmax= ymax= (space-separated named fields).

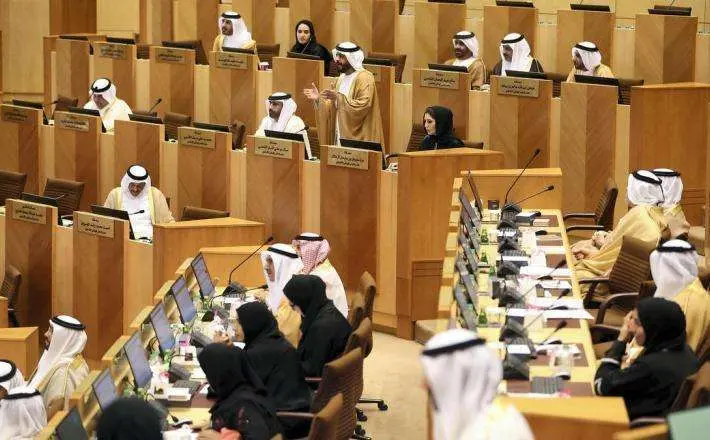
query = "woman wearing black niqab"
xmin=283 ymin=275 xmax=352 ymax=377
xmin=197 ymin=343 xmax=282 ymax=440
xmin=96 ymin=397 xmax=162 ymax=440
xmin=237 ymin=301 xmax=312 ymax=438
xmin=290 ymin=19 xmax=333 ymax=68
xmin=594 ymin=298 xmax=699 ymax=420
xmin=420 ymin=106 xmax=465 ymax=150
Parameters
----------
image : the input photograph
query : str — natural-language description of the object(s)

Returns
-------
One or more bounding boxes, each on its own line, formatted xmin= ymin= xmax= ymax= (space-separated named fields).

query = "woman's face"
xmin=423 ymin=112 xmax=436 ymax=135
xmin=629 ymin=309 xmax=646 ymax=345
xmin=297 ymin=24 xmax=311 ymax=45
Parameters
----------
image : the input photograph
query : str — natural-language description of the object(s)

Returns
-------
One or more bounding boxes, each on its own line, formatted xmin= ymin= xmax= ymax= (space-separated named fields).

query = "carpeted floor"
xmin=358 ymin=332 xmax=428 ymax=440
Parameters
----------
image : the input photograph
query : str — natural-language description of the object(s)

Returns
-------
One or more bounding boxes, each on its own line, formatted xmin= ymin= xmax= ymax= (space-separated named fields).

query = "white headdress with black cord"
xmin=650 ymin=239 xmax=699 ymax=300
xmin=29 ymin=315 xmax=87 ymax=389
xmin=218 ymin=11 xmax=252 ymax=49
xmin=264 ymin=92 xmax=298 ymax=132
xmin=332 ymin=42 xmax=365 ymax=71
xmin=572 ymin=41 xmax=602 ymax=75
xmin=499 ymin=33 xmax=533 ymax=76
xmin=452 ymin=31 xmax=479 ymax=59
xmin=0 ymin=387 xmax=47 ymax=440
xmin=627 ymin=170 xmax=664 ymax=206
xmin=89 ymin=78 xmax=117 ymax=106
xmin=652 ymin=168 xmax=683 ymax=208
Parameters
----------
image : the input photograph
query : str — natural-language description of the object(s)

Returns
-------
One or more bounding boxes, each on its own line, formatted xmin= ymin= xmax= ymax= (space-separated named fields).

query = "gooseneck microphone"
xmin=147 ymin=98 xmax=163 ymax=113
xmin=509 ymin=185 xmax=555 ymax=207
xmin=227 ymin=236 xmax=274 ymax=286
xmin=503 ymin=148 xmax=541 ymax=205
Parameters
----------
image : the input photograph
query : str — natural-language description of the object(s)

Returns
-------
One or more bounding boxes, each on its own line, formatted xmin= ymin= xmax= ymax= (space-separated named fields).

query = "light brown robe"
xmin=212 ymin=35 xmax=256 ymax=53
xmin=566 ymin=63 xmax=615 ymax=82
xmin=315 ymin=69 xmax=385 ymax=151
xmin=444 ymin=57 xmax=487 ymax=88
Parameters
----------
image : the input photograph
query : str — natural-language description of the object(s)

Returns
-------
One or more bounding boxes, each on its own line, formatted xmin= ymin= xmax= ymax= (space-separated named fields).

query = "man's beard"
xmin=269 ymin=110 xmax=280 ymax=120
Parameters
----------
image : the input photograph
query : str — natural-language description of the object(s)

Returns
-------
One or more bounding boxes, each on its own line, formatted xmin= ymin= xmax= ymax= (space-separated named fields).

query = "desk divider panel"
xmin=50 ymin=111 xmax=102 ymax=210
xmin=232 ymin=0 xmax=276 ymax=45
xmin=113 ymin=119 xmax=165 ymax=195
xmin=556 ymin=9 xmax=614 ymax=75
xmin=635 ymin=13 xmax=697 ymax=84
xmin=72 ymin=212 xmax=129 ymax=362
xmin=489 ymin=76 xmax=552 ymax=168
xmin=92 ymin=41 xmax=138 ymax=108
xmin=0 ymin=104 xmax=43 ymax=193
xmin=483 ymin=5 xmax=538 ymax=74
xmin=289 ymin=0 xmax=336 ymax=50
xmin=413 ymin=1 xmax=465 ymax=69
xmin=364 ymin=63 xmax=394 ymax=153
xmin=320 ymin=145 xmax=381 ymax=291
xmin=149 ymin=46 xmax=195 ymax=118
xmin=54 ymin=38 xmax=92 ymax=109
xmin=412 ymin=68 xmax=472 ymax=142
xmin=272 ymin=56 xmax=324 ymax=129
xmin=208 ymin=51 xmax=258 ymax=133
xmin=5 ymin=199 xmax=58 ymax=336
xmin=349 ymin=0 xmax=398 ymax=53
xmin=246 ymin=135 xmax=306 ymax=242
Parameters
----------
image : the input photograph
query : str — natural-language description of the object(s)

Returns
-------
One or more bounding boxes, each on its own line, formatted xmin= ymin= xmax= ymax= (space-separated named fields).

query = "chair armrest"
xmin=566 ymin=225 xmax=605 ymax=233
xmin=563 ymin=212 xmax=596 ymax=220
xmin=629 ymin=417 xmax=666 ymax=429
xmin=276 ymin=411 xmax=315 ymax=421
xmin=305 ymin=377 xmax=322 ymax=384
xmin=579 ymin=277 xmax=609 ymax=307
xmin=577 ymin=277 xmax=610 ymax=285
xmin=590 ymin=324 xmax=621 ymax=343
xmin=597 ymin=292 xmax=639 ymax=324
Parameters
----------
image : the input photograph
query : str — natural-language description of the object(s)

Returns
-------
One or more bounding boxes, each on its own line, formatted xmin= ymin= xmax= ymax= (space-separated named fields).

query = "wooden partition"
xmin=396 ymin=149 xmax=505 ymax=339
xmin=470 ymin=168 xmax=564 ymax=210
xmin=149 ymin=46 xmax=195 ymax=118
xmin=272 ymin=56 xmax=324 ymax=129
xmin=161 ymin=126 xmax=232 ymax=218
xmin=50 ymin=111 xmax=102 ymax=210
xmin=0 ymin=104 xmax=43 ymax=193
xmin=483 ymin=5 xmax=538 ymax=72
xmin=152 ymin=218 xmax=265 ymax=290
xmin=4 ymin=199 xmax=58 ymax=335
xmin=365 ymin=63 xmax=395 ymax=151
xmin=320 ymin=145 xmax=381 ymax=290
xmin=0 ymin=327 xmax=39 ymax=377
xmin=559 ymin=82 xmax=617 ymax=213
xmin=140 ymin=0 xmax=173 ymax=44
xmin=556 ymin=9 xmax=614 ymax=74
xmin=289 ymin=0 xmax=335 ymax=50
xmin=413 ymin=0 xmax=465 ymax=69
xmin=112 ymin=119 xmax=165 ymax=194
xmin=489 ymin=75 xmax=552 ymax=168
xmin=49 ymin=0 xmax=97 ymax=35
xmin=72 ymin=212 xmax=129 ymax=361
xmin=630 ymin=83 xmax=710 ymax=225
xmin=245 ymin=135 xmax=308 ymax=242
xmin=209 ymin=51 xmax=258 ymax=132
xmin=635 ymin=13 xmax=697 ymax=84
xmin=43 ymin=34 xmax=105 ymax=108
xmin=232 ymin=0 xmax=276 ymax=45
xmin=350 ymin=0 xmax=398 ymax=53
xmin=412 ymin=68 xmax=472 ymax=140
xmin=92 ymin=41 xmax=137 ymax=108
xmin=172 ymin=0 xmax=219 ymax=62
xmin=53 ymin=37 xmax=92 ymax=108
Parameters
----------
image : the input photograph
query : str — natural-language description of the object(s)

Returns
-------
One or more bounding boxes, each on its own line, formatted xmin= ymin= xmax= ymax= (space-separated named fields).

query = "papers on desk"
xmin=537 ymin=246 xmax=566 ymax=254
xmin=507 ymin=344 xmax=532 ymax=355
xmin=520 ymin=266 xmax=572 ymax=278
xmin=528 ymin=297 xmax=584 ymax=310
xmin=507 ymin=308 xmax=594 ymax=320
xmin=539 ymin=280 xmax=572 ymax=290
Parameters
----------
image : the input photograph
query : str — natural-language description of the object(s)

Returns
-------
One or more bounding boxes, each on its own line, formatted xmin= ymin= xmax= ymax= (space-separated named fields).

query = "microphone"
xmin=503 ymin=148 xmax=541 ymax=205
xmin=536 ymin=320 xmax=568 ymax=346
xmin=128 ymin=209 xmax=145 ymax=215
xmin=206 ymin=283 xmax=268 ymax=311
xmin=520 ymin=288 xmax=571 ymax=333
xmin=509 ymin=185 xmax=555 ymax=207
xmin=148 ymin=98 xmax=162 ymax=113
xmin=295 ymin=125 xmax=310 ymax=133
xmin=227 ymin=236 xmax=274 ymax=286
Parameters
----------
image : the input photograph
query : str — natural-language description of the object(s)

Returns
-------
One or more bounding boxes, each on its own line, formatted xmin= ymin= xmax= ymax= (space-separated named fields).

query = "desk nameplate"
xmin=253 ymin=137 xmax=293 ymax=159
xmin=178 ymin=127 xmax=216 ymax=149
xmin=420 ymin=70 xmax=460 ymax=90
xmin=76 ymin=212 xmax=115 ymax=239
xmin=54 ymin=112 xmax=91 ymax=132
xmin=96 ymin=42 xmax=130 ymax=61
xmin=11 ymin=200 xmax=48 ymax=225
xmin=155 ymin=47 xmax=188 ymax=64
xmin=497 ymin=77 xmax=540 ymax=98
xmin=327 ymin=146 xmax=369 ymax=170
xmin=215 ymin=51 xmax=249 ymax=70
xmin=1 ymin=105 xmax=35 ymax=125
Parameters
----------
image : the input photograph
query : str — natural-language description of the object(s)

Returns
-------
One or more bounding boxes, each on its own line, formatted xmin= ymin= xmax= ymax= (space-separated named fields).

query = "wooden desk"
xmin=152 ymin=217 xmax=265 ymax=291
xmin=199 ymin=245 xmax=265 ymax=288
xmin=0 ymin=326 xmax=40 ymax=377
xmin=470 ymin=168 xmax=563 ymax=210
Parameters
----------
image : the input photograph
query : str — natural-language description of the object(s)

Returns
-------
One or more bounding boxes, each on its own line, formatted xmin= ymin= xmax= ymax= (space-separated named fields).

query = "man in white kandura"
xmin=0 ymin=359 xmax=25 ymax=399
xmin=29 ymin=315 xmax=89 ymax=420
xmin=255 ymin=92 xmax=307 ymax=136
xmin=0 ymin=387 xmax=47 ymax=440
xmin=104 ymin=165 xmax=175 ymax=241
xmin=83 ymin=78 xmax=132 ymax=132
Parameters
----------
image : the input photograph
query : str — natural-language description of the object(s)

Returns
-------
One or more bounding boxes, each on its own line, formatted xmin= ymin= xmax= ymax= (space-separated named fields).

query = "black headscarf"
xmin=290 ymin=19 xmax=333 ymax=65
xmin=283 ymin=274 xmax=329 ymax=333
xmin=197 ymin=344 xmax=282 ymax=438
xmin=637 ymin=298 xmax=687 ymax=354
xmin=238 ymin=301 xmax=281 ymax=348
xmin=96 ymin=397 xmax=162 ymax=440
xmin=421 ymin=106 xmax=464 ymax=150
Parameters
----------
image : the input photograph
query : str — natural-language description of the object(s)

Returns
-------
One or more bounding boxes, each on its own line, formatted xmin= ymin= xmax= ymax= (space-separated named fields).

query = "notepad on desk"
xmin=528 ymin=297 xmax=584 ymax=310
xmin=520 ymin=266 xmax=572 ymax=278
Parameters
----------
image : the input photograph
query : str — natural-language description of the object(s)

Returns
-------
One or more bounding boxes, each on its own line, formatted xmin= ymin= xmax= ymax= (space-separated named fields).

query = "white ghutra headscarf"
xmin=0 ymin=360 xmax=25 ymax=393
xmin=572 ymin=41 xmax=602 ymax=75
xmin=499 ymin=33 xmax=533 ymax=76
xmin=29 ymin=316 xmax=87 ymax=389
xmin=452 ymin=31 xmax=479 ymax=66
xmin=627 ymin=170 xmax=664 ymax=207
xmin=422 ymin=329 xmax=533 ymax=440
xmin=121 ymin=165 xmax=154 ymax=239
xmin=85 ymin=78 xmax=117 ymax=110
xmin=652 ymin=168 xmax=683 ymax=208
xmin=650 ymin=239 xmax=699 ymax=300
xmin=0 ymin=387 xmax=47 ymax=440
xmin=219 ymin=11 xmax=252 ymax=49
xmin=264 ymin=92 xmax=298 ymax=132
xmin=332 ymin=42 xmax=365 ymax=71
xmin=260 ymin=244 xmax=304 ymax=312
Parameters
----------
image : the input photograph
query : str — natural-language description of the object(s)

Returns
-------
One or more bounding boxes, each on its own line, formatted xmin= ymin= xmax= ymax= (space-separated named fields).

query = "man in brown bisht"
xmin=303 ymin=41 xmax=384 ymax=151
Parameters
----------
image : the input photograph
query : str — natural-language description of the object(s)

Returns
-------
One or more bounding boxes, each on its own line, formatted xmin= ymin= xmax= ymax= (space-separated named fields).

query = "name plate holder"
xmin=1 ymin=105 xmax=36 ymax=125
xmin=496 ymin=76 xmax=541 ymax=98
xmin=11 ymin=200 xmax=48 ymax=225
xmin=178 ymin=126 xmax=216 ymax=149
xmin=214 ymin=51 xmax=251 ymax=70
xmin=154 ymin=47 xmax=189 ymax=64
xmin=327 ymin=146 xmax=370 ymax=170
xmin=253 ymin=137 xmax=294 ymax=159
xmin=76 ymin=212 xmax=116 ymax=239
xmin=54 ymin=111 xmax=92 ymax=132
xmin=420 ymin=69 xmax=462 ymax=90
xmin=95 ymin=42 xmax=130 ymax=61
